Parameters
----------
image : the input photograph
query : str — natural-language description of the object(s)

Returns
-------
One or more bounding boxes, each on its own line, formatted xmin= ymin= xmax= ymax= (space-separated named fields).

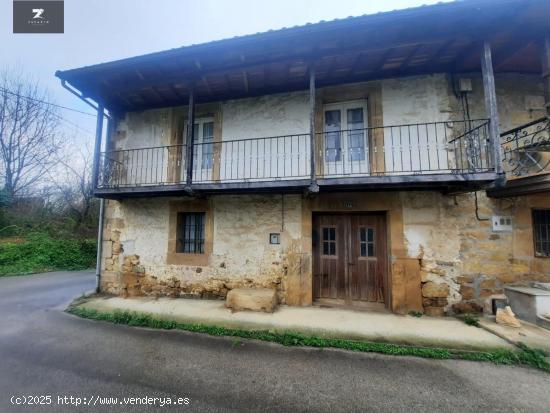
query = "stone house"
xmin=57 ymin=0 xmax=550 ymax=316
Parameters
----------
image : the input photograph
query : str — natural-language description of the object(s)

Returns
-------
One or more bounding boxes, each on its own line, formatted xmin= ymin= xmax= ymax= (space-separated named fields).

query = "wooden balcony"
xmin=96 ymin=119 xmax=497 ymax=198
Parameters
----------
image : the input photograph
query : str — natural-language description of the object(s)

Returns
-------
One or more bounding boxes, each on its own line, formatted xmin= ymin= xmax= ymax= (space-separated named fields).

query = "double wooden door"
xmin=313 ymin=213 xmax=388 ymax=306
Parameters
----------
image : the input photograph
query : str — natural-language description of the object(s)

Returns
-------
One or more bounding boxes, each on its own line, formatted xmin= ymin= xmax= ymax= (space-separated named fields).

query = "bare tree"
xmin=51 ymin=143 xmax=98 ymax=231
xmin=0 ymin=68 xmax=63 ymax=199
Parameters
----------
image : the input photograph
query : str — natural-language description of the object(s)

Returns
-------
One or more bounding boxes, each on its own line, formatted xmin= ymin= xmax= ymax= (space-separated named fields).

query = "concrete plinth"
xmin=505 ymin=286 xmax=550 ymax=324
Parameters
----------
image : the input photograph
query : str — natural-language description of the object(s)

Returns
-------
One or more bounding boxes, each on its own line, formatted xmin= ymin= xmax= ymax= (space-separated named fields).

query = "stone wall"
xmin=100 ymin=194 xmax=304 ymax=303
xmin=403 ymin=191 xmax=550 ymax=315
xmin=100 ymin=190 xmax=549 ymax=316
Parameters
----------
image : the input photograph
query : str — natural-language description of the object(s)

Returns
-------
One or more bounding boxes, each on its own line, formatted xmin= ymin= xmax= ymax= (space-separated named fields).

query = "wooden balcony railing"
xmin=98 ymin=119 xmax=495 ymax=191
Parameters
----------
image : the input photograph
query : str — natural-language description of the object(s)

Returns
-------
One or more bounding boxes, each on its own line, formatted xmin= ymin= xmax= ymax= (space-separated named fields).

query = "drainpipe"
xmin=56 ymin=76 xmax=111 ymax=292
xmin=93 ymin=105 xmax=105 ymax=293
xmin=308 ymin=65 xmax=319 ymax=193
xmin=58 ymin=79 xmax=111 ymax=118
xmin=95 ymin=199 xmax=105 ymax=293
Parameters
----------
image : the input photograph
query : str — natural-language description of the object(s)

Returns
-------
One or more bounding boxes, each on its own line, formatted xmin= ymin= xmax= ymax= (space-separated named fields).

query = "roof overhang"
xmin=56 ymin=0 xmax=550 ymax=112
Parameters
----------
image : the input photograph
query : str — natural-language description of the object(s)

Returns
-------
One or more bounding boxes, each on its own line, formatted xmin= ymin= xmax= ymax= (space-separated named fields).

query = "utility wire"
xmin=0 ymin=86 xmax=96 ymax=117
xmin=54 ymin=113 xmax=94 ymax=137
xmin=0 ymin=86 xmax=96 ymax=137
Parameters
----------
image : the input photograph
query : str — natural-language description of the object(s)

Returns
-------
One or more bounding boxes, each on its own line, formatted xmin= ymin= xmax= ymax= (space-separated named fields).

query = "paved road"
xmin=1 ymin=271 xmax=549 ymax=413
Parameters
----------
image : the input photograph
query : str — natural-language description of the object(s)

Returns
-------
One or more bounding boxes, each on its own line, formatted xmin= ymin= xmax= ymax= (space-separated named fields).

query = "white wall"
xmin=381 ymin=74 xmax=455 ymax=174
xmin=111 ymin=109 xmax=174 ymax=186
xmin=218 ymin=92 xmax=311 ymax=181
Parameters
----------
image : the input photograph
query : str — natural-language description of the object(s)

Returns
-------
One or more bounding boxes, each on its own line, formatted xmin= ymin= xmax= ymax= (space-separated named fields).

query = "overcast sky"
xmin=1 ymin=0 xmax=448 ymax=140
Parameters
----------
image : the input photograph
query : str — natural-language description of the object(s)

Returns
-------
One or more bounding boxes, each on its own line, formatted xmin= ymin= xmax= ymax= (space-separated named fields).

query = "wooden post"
xmin=92 ymin=104 xmax=104 ymax=190
xmin=541 ymin=36 xmax=550 ymax=119
xmin=309 ymin=66 xmax=319 ymax=191
xmin=185 ymin=88 xmax=195 ymax=187
xmin=480 ymin=41 xmax=503 ymax=175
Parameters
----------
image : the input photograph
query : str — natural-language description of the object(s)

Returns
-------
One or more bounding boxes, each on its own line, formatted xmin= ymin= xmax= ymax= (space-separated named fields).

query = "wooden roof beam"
xmin=242 ymin=71 xmax=249 ymax=93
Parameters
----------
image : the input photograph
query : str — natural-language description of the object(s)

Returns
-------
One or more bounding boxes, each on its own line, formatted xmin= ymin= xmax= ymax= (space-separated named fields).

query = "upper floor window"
xmin=533 ymin=209 xmax=550 ymax=257
xmin=176 ymin=212 xmax=205 ymax=254
xmin=323 ymin=101 xmax=367 ymax=163
xmin=189 ymin=117 xmax=214 ymax=170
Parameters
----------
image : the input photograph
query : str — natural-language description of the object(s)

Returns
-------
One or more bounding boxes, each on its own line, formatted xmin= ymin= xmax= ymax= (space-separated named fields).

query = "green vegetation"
xmin=68 ymin=306 xmax=550 ymax=373
xmin=0 ymin=232 xmax=96 ymax=276
xmin=0 ymin=192 xmax=98 ymax=276
xmin=463 ymin=313 xmax=480 ymax=327
xmin=408 ymin=311 xmax=423 ymax=318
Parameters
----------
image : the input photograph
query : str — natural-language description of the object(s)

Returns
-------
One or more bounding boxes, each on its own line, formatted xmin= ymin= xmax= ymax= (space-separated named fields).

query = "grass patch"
xmin=0 ymin=232 xmax=96 ymax=276
xmin=408 ymin=311 xmax=423 ymax=318
xmin=67 ymin=306 xmax=550 ymax=372
xmin=463 ymin=314 xmax=480 ymax=327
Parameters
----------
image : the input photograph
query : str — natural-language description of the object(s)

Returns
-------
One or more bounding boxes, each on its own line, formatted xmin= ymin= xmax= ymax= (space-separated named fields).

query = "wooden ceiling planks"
xmin=57 ymin=0 xmax=550 ymax=112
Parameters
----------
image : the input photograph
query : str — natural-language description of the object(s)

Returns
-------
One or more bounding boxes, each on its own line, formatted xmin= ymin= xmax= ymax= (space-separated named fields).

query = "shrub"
xmin=463 ymin=313 xmax=480 ymax=327
xmin=0 ymin=232 xmax=96 ymax=275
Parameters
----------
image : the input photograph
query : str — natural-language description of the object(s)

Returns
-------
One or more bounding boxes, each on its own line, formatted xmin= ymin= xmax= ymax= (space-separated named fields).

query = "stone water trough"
xmin=505 ymin=283 xmax=550 ymax=329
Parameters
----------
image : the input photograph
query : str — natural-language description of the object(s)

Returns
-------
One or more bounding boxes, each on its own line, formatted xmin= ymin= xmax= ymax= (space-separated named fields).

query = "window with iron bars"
xmin=176 ymin=212 xmax=205 ymax=254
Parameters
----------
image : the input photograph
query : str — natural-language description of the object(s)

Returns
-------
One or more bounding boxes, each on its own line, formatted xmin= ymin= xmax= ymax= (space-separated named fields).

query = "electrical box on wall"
xmin=269 ymin=233 xmax=280 ymax=244
xmin=492 ymin=216 xmax=513 ymax=232
xmin=459 ymin=78 xmax=472 ymax=93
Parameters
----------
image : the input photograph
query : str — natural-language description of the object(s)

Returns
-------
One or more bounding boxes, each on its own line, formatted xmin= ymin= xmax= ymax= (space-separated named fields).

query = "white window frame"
xmin=323 ymin=100 xmax=369 ymax=175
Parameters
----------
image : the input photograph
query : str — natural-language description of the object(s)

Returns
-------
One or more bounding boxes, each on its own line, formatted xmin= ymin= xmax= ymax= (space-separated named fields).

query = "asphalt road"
xmin=0 ymin=271 xmax=549 ymax=413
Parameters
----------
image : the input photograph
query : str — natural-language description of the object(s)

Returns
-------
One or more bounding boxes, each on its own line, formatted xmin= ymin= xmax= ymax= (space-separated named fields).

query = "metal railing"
xmin=99 ymin=144 xmax=186 ymax=187
xmin=191 ymin=133 xmax=311 ymax=183
xmin=97 ymin=119 xmax=494 ymax=189
xmin=318 ymin=119 xmax=493 ymax=177
xmin=501 ymin=117 xmax=550 ymax=177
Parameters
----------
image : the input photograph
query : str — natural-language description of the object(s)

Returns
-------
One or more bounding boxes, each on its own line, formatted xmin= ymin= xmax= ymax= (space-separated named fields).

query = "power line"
xmin=0 ymin=86 xmax=96 ymax=138
xmin=54 ymin=113 xmax=95 ymax=137
xmin=0 ymin=86 xmax=97 ymax=117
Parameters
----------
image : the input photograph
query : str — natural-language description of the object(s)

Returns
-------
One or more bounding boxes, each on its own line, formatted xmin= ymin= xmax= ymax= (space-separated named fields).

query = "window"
xmin=533 ymin=209 xmax=550 ymax=257
xmin=322 ymin=227 xmax=336 ymax=256
xmin=324 ymin=102 xmax=367 ymax=163
xmin=324 ymin=110 xmax=342 ymax=162
xmin=347 ymin=108 xmax=365 ymax=161
xmin=176 ymin=213 xmax=205 ymax=253
xmin=201 ymin=122 xmax=214 ymax=169
xmin=189 ymin=118 xmax=214 ymax=170
xmin=359 ymin=227 xmax=375 ymax=257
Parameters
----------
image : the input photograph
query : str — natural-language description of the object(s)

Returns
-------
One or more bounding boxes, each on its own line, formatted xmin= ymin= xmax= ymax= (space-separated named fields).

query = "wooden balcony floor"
xmin=95 ymin=172 xmax=498 ymax=198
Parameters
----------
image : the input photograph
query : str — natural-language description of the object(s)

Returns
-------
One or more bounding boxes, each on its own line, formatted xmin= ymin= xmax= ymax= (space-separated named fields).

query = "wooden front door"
xmin=313 ymin=213 xmax=388 ymax=307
